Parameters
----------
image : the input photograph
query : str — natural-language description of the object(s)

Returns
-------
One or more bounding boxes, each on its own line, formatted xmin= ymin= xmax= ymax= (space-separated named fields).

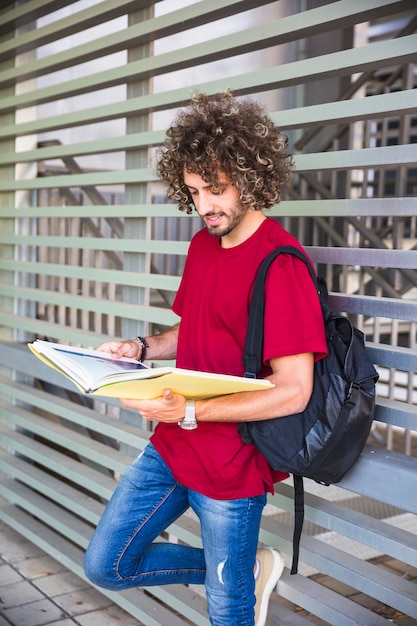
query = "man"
xmin=84 ymin=90 xmax=327 ymax=626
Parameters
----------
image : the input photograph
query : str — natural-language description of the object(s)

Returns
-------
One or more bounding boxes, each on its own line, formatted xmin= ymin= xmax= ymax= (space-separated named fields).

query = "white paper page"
xmin=33 ymin=340 xmax=150 ymax=390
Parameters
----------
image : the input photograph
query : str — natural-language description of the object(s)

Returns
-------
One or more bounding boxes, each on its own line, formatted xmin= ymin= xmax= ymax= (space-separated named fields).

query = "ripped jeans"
xmin=84 ymin=442 xmax=266 ymax=626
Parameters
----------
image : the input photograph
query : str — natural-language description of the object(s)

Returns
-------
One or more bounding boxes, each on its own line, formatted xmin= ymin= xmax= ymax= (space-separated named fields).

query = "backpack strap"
xmin=291 ymin=475 xmax=305 ymax=575
xmin=243 ymin=245 xmax=318 ymax=377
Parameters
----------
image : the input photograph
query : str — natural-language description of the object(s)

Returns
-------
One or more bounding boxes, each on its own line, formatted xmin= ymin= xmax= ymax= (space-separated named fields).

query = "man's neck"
xmin=220 ymin=211 xmax=267 ymax=249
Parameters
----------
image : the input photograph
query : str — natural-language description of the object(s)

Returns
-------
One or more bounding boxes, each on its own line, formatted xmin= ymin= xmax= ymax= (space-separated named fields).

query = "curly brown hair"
xmin=156 ymin=90 xmax=294 ymax=214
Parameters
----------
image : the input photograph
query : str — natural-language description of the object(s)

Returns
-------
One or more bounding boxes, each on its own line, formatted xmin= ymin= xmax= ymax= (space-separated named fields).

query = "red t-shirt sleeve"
xmin=262 ymin=253 xmax=327 ymax=364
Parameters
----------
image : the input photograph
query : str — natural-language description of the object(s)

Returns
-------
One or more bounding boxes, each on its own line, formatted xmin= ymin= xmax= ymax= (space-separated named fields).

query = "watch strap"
xmin=178 ymin=400 xmax=198 ymax=430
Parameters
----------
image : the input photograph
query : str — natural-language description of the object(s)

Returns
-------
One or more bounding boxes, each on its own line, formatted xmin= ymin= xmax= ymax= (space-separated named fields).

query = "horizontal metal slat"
xmin=0 ymin=282 xmax=174 ymax=324
xmin=328 ymin=292 xmax=417 ymax=321
xmin=296 ymin=143 xmax=417 ymax=172
xmin=366 ymin=343 xmax=417 ymax=371
xmin=373 ymin=397 xmax=417 ymax=431
xmin=0 ymin=203 xmax=178 ymax=218
xmin=0 ymin=312 xmax=136 ymax=346
xmin=0 ymin=306 xmax=175 ymax=338
xmin=271 ymin=87 xmax=417 ymax=131
xmin=266 ymin=589 xmax=328 ymax=626
xmin=165 ymin=515 xmax=203 ymax=550
xmin=3 ymin=129 xmax=165 ymax=164
xmin=308 ymin=246 xmax=417 ymax=269
xmin=0 ymin=259 xmax=180 ymax=291
xmin=0 ymin=168 xmax=157 ymax=191
xmin=0 ymin=233 xmax=188 ymax=254
xmin=341 ymin=445 xmax=417 ymax=514
xmin=142 ymin=584 xmax=209 ymax=626
xmin=277 ymin=571 xmax=390 ymax=626
xmin=1 ymin=198 xmax=416 ymax=219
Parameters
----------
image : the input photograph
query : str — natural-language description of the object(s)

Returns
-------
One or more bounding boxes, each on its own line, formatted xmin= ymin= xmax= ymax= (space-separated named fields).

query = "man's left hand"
xmin=119 ymin=389 xmax=186 ymax=424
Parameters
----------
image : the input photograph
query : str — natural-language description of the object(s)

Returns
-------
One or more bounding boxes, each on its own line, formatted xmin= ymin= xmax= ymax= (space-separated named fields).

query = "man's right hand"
xmin=96 ymin=339 xmax=141 ymax=361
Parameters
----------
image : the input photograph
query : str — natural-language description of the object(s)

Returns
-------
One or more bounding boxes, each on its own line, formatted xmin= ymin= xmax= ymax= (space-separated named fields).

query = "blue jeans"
xmin=84 ymin=443 xmax=266 ymax=626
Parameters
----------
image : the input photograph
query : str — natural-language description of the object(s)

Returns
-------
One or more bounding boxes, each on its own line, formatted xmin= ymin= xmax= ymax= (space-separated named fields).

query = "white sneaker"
xmin=254 ymin=548 xmax=285 ymax=626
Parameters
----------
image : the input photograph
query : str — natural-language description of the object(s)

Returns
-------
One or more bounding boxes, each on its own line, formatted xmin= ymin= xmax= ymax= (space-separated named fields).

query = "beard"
xmin=203 ymin=202 xmax=249 ymax=238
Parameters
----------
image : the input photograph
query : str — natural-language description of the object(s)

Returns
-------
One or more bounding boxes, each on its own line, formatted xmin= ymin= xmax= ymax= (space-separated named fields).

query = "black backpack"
xmin=238 ymin=246 xmax=379 ymax=574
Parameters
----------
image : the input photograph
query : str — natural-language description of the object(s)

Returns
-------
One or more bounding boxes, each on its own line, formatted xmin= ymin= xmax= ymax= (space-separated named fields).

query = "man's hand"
xmin=96 ymin=323 xmax=180 ymax=362
xmin=96 ymin=339 xmax=141 ymax=360
xmin=119 ymin=389 xmax=186 ymax=424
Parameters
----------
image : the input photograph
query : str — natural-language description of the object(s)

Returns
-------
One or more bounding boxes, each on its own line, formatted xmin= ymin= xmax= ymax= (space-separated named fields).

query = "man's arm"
xmin=120 ymin=351 xmax=314 ymax=425
xmin=197 ymin=352 xmax=314 ymax=422
xmin=96 ymin=323 xmax=180 ymax=361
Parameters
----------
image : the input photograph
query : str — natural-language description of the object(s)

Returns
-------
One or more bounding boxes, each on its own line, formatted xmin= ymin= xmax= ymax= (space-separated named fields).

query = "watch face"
xmin=179 ymin=419 xmax=198 ymax=430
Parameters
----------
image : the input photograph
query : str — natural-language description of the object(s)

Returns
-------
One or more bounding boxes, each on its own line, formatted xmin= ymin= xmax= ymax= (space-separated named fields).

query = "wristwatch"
xmin=178 ymin=400 xmax=198 ymax=430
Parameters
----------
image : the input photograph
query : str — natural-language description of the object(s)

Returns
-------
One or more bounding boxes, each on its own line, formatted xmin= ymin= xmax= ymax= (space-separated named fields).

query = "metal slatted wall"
xmin=0 ymin=1 xmax=416 ymax=624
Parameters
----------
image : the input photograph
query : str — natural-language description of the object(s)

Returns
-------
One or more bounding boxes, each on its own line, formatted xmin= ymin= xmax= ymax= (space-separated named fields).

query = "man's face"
xmin=183 ymin=170 xmax=249 ymax=241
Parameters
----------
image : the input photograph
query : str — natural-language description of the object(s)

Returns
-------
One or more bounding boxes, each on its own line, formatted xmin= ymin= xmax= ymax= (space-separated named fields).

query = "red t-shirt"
xmin=151 ymin=218 xmax=327 ymax=499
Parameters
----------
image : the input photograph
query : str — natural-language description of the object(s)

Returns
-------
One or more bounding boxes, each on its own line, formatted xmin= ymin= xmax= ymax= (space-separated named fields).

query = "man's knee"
xmin=84 ymin=545 xmax=119 ymax=590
